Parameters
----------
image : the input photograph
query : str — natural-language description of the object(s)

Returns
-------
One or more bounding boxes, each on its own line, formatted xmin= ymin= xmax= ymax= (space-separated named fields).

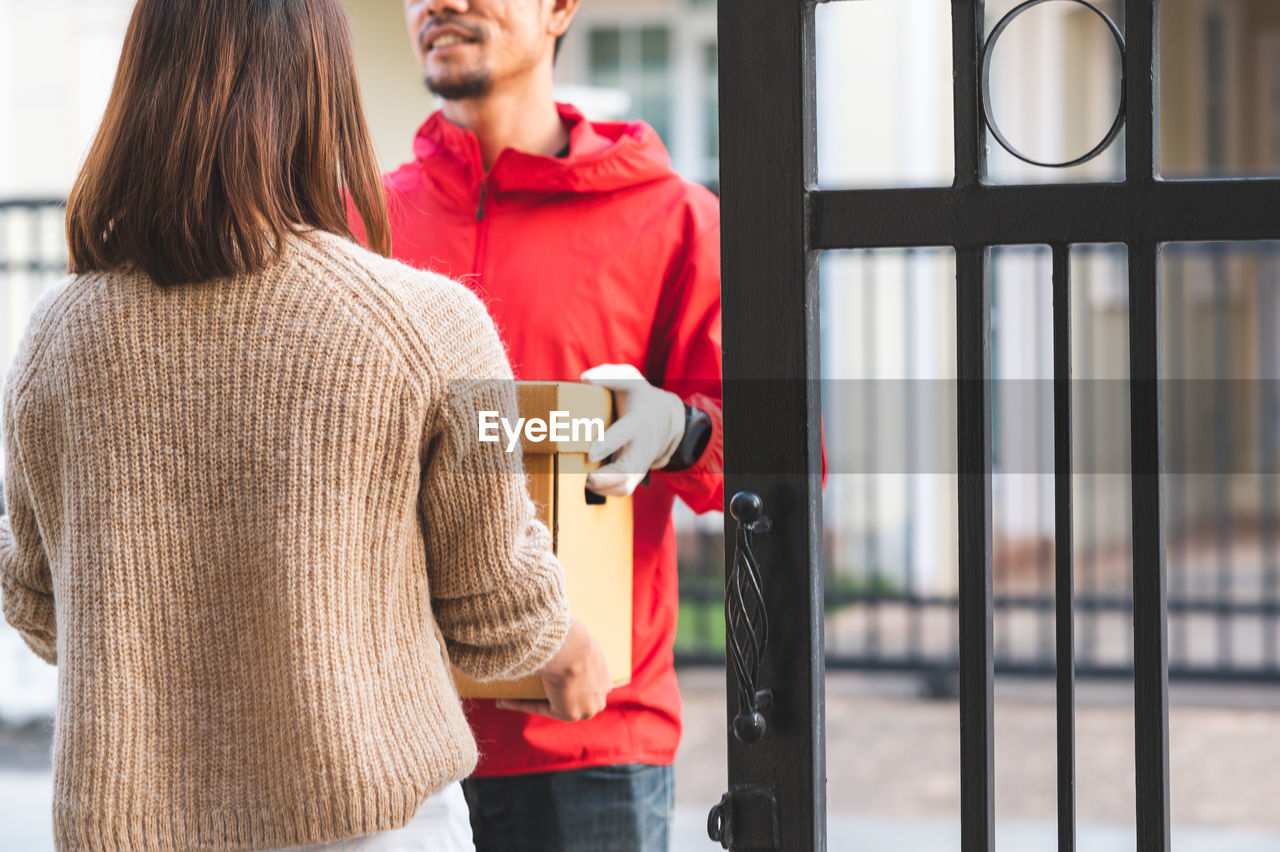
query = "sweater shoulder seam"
xmin=288 ymin=235 xmax=455 ymax=402
xmin=4 ymin=273 xmax=104 ymax=408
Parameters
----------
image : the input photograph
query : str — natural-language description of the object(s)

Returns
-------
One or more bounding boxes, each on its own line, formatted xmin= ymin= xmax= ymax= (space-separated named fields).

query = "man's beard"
xmin=425 ymin=69 xmax=493 ymax=101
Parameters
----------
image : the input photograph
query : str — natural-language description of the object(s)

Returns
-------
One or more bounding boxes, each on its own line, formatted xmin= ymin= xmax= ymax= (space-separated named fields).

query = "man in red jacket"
xmin=367 ymin=1 xmax=723 ymax=850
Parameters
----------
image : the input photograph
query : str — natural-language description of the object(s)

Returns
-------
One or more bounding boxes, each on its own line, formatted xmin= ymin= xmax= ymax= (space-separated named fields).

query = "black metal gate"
xmin=712 ymin=1 xmax=1280 ymax=850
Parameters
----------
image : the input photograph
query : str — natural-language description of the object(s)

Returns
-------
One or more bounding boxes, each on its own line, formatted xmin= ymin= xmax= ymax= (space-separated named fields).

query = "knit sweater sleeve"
xmin=1 ymin=353 xmax=56 ymax=665
xmin=418 ymin=285 xmax=570 ymax=682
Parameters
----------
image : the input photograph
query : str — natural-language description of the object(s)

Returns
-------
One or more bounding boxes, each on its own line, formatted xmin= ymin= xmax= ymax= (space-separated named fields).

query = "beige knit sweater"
xmin=0 ymin=231 xmax=570 ymax=850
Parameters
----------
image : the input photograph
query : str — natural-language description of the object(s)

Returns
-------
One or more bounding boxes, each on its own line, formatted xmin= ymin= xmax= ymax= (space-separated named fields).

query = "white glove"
xmin=580 ymin=364 xmax=686 ymax=497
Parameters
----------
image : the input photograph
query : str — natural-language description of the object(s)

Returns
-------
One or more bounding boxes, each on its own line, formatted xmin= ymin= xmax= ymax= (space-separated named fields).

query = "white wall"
xmin=340 ymin=0 xmax=439 ymax=172
xmin=0 ymin=0 xmax=133 ymax=197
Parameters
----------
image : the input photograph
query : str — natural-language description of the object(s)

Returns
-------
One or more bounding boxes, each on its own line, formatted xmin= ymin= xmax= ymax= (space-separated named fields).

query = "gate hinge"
xmin=707 ymin=785 xmax=781 ymax=851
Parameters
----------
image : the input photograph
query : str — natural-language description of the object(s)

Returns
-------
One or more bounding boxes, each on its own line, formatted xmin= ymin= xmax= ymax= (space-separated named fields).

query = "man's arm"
xmin=648 ymin=194 xmax=826 ymax=497
xmin=578 ymin=194 xmax=724 ymax=510
xmin=648 ymin=198 xmax=724 ymax=514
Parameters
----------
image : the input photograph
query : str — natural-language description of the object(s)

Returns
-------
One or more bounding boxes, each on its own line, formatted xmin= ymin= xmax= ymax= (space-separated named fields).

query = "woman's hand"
xmin=497 ymin=619 xmax=612 ymax=721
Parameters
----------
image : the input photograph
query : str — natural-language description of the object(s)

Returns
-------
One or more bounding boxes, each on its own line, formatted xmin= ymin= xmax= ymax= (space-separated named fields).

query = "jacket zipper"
xmin=472 ymin=181 xmax=490 ymax=277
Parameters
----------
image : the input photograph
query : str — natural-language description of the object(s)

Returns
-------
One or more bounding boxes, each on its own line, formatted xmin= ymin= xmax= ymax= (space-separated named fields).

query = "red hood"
xmin=409 ymin=102 xmax=677 ymax=207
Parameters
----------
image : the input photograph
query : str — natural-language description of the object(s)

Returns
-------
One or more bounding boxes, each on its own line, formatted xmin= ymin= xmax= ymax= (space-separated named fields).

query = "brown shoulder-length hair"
xmin=67 ymin=0 xmax=390 ymax=286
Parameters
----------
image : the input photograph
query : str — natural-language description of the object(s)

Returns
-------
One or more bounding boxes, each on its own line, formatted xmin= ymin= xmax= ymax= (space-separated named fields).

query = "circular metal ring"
xmin=981 ymin=0 xmax=1127 ymax=169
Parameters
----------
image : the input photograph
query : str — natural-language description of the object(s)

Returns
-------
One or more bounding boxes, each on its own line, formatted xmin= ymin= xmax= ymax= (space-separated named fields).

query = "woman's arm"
xmin=417 ymin=286 xmax=571 ymax=682
xmin=1 ymin=388 xmax=56 ymax=665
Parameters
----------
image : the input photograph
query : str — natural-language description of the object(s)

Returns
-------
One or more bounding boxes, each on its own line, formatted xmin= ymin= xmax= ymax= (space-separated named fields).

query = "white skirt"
xmin=278 ymin=782 xmax=474 ymax=851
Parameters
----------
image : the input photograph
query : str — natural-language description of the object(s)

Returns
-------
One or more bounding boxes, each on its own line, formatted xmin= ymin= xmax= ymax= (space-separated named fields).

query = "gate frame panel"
xmin=711 ymin=1 xmax=1277 ymax=849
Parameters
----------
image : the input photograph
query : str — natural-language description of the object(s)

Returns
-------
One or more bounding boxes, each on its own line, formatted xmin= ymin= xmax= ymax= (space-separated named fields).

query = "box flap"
xmin=516 ymin=382 xmax=615 ymax=455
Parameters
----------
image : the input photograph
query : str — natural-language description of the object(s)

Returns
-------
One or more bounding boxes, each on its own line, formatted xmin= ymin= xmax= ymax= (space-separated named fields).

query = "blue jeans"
xmin=461 ymin=763 xmax=674 ymax=852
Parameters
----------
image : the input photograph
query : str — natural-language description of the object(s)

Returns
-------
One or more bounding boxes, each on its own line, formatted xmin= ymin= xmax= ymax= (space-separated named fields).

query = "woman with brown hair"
xmin=0 ymin=0 xmax=610 ymax=849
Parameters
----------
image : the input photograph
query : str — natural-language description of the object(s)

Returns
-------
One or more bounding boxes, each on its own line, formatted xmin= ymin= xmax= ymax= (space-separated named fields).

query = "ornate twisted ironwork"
xmin=726 ymin=491 xmax=771 ymax=744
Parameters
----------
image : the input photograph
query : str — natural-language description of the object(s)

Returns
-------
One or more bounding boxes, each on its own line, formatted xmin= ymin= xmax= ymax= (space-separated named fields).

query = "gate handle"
xmin=726 ymin=491 xmax=772 ymax=745
xmin=707 ymin=786 xmax=782 ymax=849
xmin=707 ymin=793 xmax=730 ymax=846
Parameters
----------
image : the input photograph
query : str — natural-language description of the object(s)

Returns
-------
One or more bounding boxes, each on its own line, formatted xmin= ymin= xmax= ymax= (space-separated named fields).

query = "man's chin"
xmin=425 ymin=72 xmax=493 ymax=101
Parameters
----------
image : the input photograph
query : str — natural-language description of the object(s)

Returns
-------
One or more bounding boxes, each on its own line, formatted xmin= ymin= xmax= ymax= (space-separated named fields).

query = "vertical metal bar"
xmin=0 ymin=207 xmax=6 ymax=367
xmin=906 ymin=249 xmax=923 ymax=664
xmin=1079 ymin=257 xmax=1099 ymax=667
xmin=953 ymin=1 xmax=992 ymax=848
xmin=1129 ymin=244 xmax=1171 ymax=852
xmin=954 ymin=0 xmax=988 ymax=190
xmin=1205 ymin=13 xmax=1230 ymax=672
xmin=991 ymin=259 xmax=1003 ymax=664
xmin=1168 ymin=248 xmax=1186 ymax=668
xmin=30 ymin=203 xmax=43 ymax=274
xmin=1126 ymin=0 xmax=1158 ymax=184
xmin=1212 ymin=248 xmax=1232 ymax=667
xmin=1263 ymin=250 xmax=1279 ymax=669
xmin=698 ymin=527 xmax=715 ymax=655
xmin=1039 ymin=253 xmax=1054 ymax=663
xmin=1125 ymin=2 xmax=1171 ymax=847
xmin=1053 ymin=244 xmax=1076 ymax=852
xmin=719 ymin=0 xmax=825 ymax=847
xmin=863 ymin=258 xmax=880 ymax=655
xmin=957 ymin=246 xmax=994 ymax=852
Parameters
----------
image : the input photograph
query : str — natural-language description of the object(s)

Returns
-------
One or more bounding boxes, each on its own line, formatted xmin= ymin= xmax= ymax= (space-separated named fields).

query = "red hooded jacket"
xmin=366 ymin=104 xmax=723 ymax=775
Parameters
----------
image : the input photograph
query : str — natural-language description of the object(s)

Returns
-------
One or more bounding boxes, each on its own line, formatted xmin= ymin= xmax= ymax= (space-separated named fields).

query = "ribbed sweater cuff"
xmin=0 ymin=568 xmax=56 ymax=664
xmin=522 ymin=599 xmax=572 ymax=680
xmin=448 ymin=553 xmax=571 ymax=683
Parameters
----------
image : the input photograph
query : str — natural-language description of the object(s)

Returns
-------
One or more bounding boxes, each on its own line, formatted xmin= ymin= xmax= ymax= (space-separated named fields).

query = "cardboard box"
xmin=453 ymin=382 xmax=634 ymax=699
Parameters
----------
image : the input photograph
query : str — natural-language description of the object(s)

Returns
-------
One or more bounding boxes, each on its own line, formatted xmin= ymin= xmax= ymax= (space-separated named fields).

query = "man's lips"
xmin=431 ymin=34 xmax=474 ymax=50
xmin=421 ymin=23 xmax=482 ymax=52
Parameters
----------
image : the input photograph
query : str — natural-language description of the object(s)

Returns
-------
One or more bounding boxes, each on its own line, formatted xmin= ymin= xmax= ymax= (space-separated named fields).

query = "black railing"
xmin=675 ymin=239 xmax=1280 ymax=686
xmin=678 ymin=548 xmax=1280 ymax=684
xmin=0 ymin=200 xmax=70 ymax=515
xmin=0 ymin=199 xmax=68 ymax=275
xmin=2 ymin=198 xmax=1275 ymax=692
xmin=1 ymin=197 xmax=1275 ymax=688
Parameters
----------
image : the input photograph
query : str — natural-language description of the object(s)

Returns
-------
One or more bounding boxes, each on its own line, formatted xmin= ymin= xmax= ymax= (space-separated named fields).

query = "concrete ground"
xmin=5 ymin=669 xmax=1280 ymax=850
xmin=673 ymin=668 xmax=1280 ymax=850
